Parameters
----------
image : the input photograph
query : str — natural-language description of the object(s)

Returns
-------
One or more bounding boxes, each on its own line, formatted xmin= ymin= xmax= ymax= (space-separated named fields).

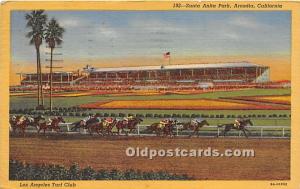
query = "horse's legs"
xmin=192 ymin=127 xmax=199 ymax=137
xmin=12 ymin=126 xmax=17 ymax=134
xmin=88 ymin=127 xmax=92 ymax=135
xmin=195 ymin=129 xmax=200 ymax=137
xmin=244 ymin=128 xmax=251 ymax=136
xmin=223 ymin=129 xmax=229 ymax=137
xmin=242 ymin=129 xmax=248 ymax=138
xmin=243 ymin=128 xmax=252 ymax=138
xmin=96 ymin=128 xmax=101 ymax=136
xmin=22 ymin=126 xmax=26 ymax=137
xmin=108 ymin=127 xmax=113 ymax=136
xmin=156 ymin=129 xmax=159 ymax=136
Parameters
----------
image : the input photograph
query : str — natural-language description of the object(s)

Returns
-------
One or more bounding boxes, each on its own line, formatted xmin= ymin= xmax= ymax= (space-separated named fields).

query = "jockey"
xmin=27 ymin=116 xmax=34 ymax=123
xmin=11 ymin=115 xmax=17 ymax=123
xmin=104 ymin=117 xmax=114 ymax=126
xmin=191 ymin=118 xmax=203 ymax=125
xmin=83 ymin=115 xmax=90 ymax=122
xmin=159 ymin=118 xmax=171 ymax=128
xmin=48 ymin=117 xmax=53 ymax=125
xmin=101 ymin=117 xmax=114 ymax=128
xmin=96 ymin=116 xmax=102 ymax=123
xmin=234 ymin=118 xmax=243 ymax=129
xmin=124 ymin=115 xmax=134 ymax=124
xmin=16 ymin=115 xmax=26 ymax=125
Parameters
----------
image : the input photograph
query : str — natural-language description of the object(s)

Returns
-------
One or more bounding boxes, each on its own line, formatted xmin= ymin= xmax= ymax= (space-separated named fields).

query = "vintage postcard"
xmin=0 ymin=1 xmax=300 ymax=189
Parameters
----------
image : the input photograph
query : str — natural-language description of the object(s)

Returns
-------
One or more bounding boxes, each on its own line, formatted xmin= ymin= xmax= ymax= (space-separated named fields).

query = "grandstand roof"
xmin=91 ymin=62 xmax=265 ymax=73
xmin=22 ymin=71 xmax=74 ymax=75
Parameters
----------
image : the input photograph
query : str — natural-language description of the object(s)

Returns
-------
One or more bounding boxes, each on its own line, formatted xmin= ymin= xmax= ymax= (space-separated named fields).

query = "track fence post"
xmin=66 ymin=124 xmax=70 ymax=132
xmin=217 ymin=127 xmax=220 ymax=137
xmin=137 ymin=125 xmax=140 ymax=136
xmin=176 ymin=125 xmax=179 ymax=136
xmin=282 ymin=128 xmax=285 ymax=137
xmin=260 ymin=128 xmax=263 ymax=138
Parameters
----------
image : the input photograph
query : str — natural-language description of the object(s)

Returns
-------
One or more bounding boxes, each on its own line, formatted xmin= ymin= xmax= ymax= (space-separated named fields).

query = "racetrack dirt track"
xmin=10 ymin=135 xmax=290 ymax=180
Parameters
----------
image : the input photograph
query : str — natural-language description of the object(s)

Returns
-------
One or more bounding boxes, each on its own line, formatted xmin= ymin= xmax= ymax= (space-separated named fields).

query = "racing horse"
xmin=9 ymin=115 xmax=45 ymax=136
xmin=179 ymin=119 xmax=210 ymax=136
xmin=27 ymin=115 xmax=45 ymax=130
xmin=70 ymin=119 xmax=88 ymax=132
xmin=19 ymin=115 xmax=46 ymax=136
xmin=146 ymin=119 xmax=178 ymax=137
xmin=71 ymin=114 xmax=102 ymax=132
xmin=217 ymin=119 xmax=253 ymax=138
xmin=163 ymin=119 xmax=178 ymax=137
xmin=115 ymin=117 xmax=143 ymax=135
xmin=37 ymin=116 xmax=65 ymax=135
xmin=9 ymin=115 xmax=31 ymax=137
xmin=87 ymin=118 xmax=117 ymax=136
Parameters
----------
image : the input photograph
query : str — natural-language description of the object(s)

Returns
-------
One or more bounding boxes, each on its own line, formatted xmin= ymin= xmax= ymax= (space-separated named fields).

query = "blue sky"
xmin=11 ymin=11 xmax=291 ymax=63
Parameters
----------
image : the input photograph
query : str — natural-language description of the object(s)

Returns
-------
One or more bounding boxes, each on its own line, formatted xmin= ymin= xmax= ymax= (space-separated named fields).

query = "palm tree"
xmin=25 ymin=10 xmax=47 ymax=109
xmin=44 ymin=18 xmax=65 ymax=111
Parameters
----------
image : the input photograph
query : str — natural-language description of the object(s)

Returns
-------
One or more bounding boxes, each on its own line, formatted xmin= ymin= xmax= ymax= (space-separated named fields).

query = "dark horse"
xmin=71 ymin=114 xmax=102 ymax=132
xmin=27 ymin=115 xmax=45 ymax=130
xmin=180 ymin=119 xmax=209 ymax=136
xmin=146 ymin=120 xmax=178 ymax=137
xmin=116 ymin=117 xmax=143 ymax=135
xmin=70 ymin=120 xmax=88 ymax=132
xmin=37 ymin=116 xmax=65 ymax=135
xmin=217 ymin=119 xmax=253 ymax=138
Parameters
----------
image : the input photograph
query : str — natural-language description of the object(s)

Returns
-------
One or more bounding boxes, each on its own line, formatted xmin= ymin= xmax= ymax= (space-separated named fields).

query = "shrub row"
xmin=10 ymin=107 xmax=90 ymax=114
xmin=9 ymin=160 xmax=190 ymax=180
xmin=9 ymin=109 xmax=291 ymax=119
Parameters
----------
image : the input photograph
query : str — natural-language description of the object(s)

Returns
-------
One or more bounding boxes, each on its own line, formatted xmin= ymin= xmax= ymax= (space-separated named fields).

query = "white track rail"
xmin=13 ymin=123 xmax=290 ymax=138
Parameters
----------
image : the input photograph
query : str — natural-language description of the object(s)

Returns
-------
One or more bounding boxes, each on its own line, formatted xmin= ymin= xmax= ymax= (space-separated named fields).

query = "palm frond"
xmin=44 ymin=17 xmax=65 ymax=48
xmin=29 ymin=38 xmax=35 ymax=45
xmin=25 ymin=10 xmax=47 ymax=46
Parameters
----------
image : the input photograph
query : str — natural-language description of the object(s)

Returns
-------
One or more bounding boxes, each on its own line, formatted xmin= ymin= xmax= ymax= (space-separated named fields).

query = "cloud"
xmin=129 ymin=18 xmax=188 ymax=34
xmin=221 ymin=32 xmax=240 ymax=40
xmin=96 ymin=26 xmax=118 ymax=38
xmin=59 ymin=17 xmax=83 ymax=28
xmin=229 ymin=16 xmax=261 ymax=29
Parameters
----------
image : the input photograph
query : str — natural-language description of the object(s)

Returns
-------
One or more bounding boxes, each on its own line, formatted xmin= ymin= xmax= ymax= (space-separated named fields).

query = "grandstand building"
xmin=19 ymin=71 xmax=85 ymax=86
xmin=17 ymin=62 xmax=270 ymax=90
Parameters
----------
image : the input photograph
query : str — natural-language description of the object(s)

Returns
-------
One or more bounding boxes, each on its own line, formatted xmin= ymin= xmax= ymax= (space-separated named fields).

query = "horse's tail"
xmin=218 ymin=124 xmax=225 ymax=127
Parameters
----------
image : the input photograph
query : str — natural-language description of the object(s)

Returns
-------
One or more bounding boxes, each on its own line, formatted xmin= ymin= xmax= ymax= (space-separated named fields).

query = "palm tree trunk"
xmin=36 ymin=48 xmax=40 ymax=107
xmin=38 ymin=48 xmax=44 ymax=107
xmin=50 ymin=47 xmax=53 ymax=111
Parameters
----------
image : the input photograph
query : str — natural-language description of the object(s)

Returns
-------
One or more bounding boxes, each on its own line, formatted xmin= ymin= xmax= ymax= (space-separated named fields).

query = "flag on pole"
xmin=163 ymin=52 xmax=170 ymax=59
